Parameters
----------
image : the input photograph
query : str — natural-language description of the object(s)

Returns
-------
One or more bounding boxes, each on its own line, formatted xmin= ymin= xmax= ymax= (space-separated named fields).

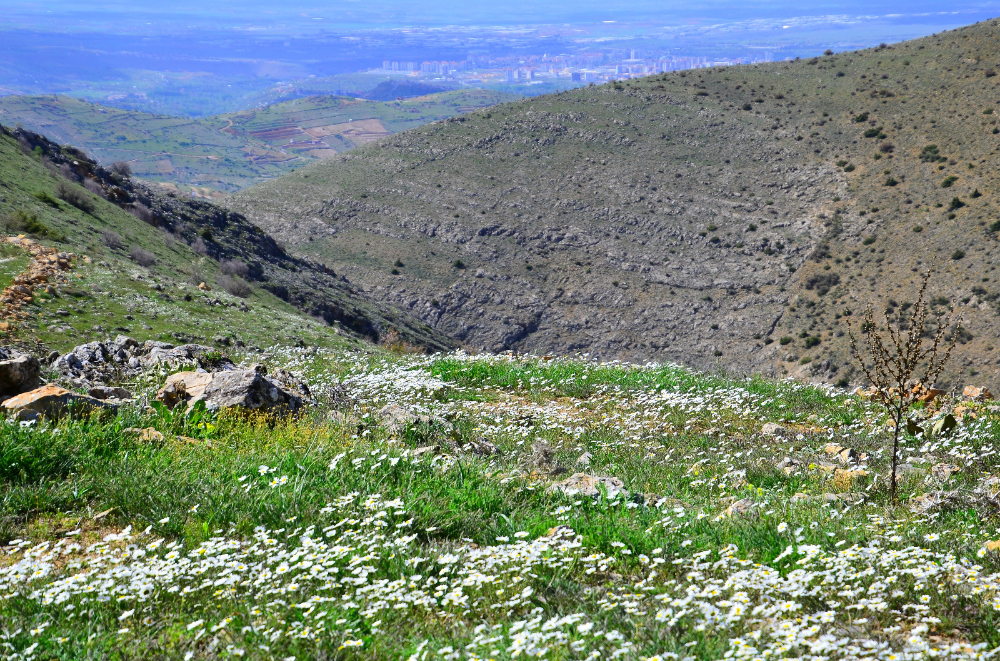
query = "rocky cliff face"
xmin=230 ymin=20 xmax=1000 ymax=390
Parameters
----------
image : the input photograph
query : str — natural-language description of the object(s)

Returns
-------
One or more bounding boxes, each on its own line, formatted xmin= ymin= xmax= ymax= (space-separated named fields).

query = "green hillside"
xmin=0 ymin=124 xmax=452 ymax=354
xmin=0 ymin=90 xmax=520 ymax=196
xmin=229 ymin=19 xmax=1000 ymax=392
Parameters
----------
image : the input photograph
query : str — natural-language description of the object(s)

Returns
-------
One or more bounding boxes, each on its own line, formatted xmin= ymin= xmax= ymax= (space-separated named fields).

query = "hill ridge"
xmin=228 ymin=18 xmax=1000 ymax=391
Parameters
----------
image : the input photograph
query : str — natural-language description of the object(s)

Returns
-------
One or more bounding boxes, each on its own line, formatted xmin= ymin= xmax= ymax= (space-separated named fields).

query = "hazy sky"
xmin=6 ymin=1 xmax=1000 ymax=30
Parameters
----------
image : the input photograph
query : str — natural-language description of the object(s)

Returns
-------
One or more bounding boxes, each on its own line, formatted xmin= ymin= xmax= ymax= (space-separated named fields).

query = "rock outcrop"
xmin=53 ymin=335 xmax=235 ymax=385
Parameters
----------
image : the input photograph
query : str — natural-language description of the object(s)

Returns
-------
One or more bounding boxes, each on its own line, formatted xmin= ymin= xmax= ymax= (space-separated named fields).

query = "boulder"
xmin=548 ymin=473 xmax=628 ymax=500
xmin=963 ymin=385 xmax=994 ymax=401
xmin=2 ymin=385 xmax=111 ymax=420
xmin=155 ymin=368 xmax=302 ymax=414
xmin=0 ymin=347 xmax=40 ymax=397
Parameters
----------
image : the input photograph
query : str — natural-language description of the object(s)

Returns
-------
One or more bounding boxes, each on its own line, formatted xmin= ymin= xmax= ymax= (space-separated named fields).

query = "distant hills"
xmin=228 ymin=19 xmax=1000 ymax=391
xmin=363 ymin=80 xmax=449 ymax=101
xmin=0 ymin=90 xmax=520 ymax=196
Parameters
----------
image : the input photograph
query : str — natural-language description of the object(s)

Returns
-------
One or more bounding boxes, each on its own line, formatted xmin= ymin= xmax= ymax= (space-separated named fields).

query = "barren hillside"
xmin=230 ymin=19 xmax=1000 ymax=390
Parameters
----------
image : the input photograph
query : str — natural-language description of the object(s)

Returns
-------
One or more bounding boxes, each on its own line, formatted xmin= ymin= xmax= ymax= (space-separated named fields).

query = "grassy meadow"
xmin=1 ymin=349 xmax=999 ymax=660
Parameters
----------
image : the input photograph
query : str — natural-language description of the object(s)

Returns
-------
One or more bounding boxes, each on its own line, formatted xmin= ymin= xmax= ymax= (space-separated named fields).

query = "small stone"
xmin=761 ymin=422 xmax=788 ymax=437
xmin=790 ymin=492 xmax=812 ymax=503
xmin=87 ymin=386 xmax=133 ymax=401
xmin=725 ymin=498 xmax=756 ymax=517
xmin=413 ymin=445 xmax=441 ymax=457
xmin=464 ymin=436 xmax=499 ymax=457
xmin=985 ymin=540 xmax=1000 ymax=552
xmin=548 ymin=473 xmax=628 ymax=499
xmin=576 ymin=452 xmax=593 ymax=467
xmin=931 ymin=463 xmax=960 ymax=481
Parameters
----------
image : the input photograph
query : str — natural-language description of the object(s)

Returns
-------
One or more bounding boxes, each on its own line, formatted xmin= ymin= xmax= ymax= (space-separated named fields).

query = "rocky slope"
xmin=0 ymin=125 xmax=453 ymax=353
xmin=228 ymin=19 xmax=1000 ymax=390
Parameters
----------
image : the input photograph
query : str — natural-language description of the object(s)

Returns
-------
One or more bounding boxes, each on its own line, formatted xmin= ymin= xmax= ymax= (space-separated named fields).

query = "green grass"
xmin=0 ymin=243 xmax=30 ymax=290
xmin=2 ymin=351 xmax=999 ymax=659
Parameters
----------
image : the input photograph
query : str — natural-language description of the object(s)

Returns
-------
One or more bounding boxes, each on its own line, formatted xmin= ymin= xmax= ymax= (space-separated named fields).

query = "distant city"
xmin=373 ymin=48 xmax=778 ymax=88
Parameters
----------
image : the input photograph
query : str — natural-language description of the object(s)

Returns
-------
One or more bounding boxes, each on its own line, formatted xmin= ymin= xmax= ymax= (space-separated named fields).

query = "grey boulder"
xmin=0 ymin=347 xmax=40 ymax=398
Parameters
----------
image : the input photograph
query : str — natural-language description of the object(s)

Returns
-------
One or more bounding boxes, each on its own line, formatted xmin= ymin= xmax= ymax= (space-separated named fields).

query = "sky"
xmin=5 ymin=1 xmax=1000 ymax=31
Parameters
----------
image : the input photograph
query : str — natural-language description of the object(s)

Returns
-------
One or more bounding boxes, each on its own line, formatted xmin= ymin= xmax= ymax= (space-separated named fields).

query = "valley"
xmin=228 ymin=19 xmax=1000 ymax=392
xmin=0 ymin=90 xmax=519 ymax=196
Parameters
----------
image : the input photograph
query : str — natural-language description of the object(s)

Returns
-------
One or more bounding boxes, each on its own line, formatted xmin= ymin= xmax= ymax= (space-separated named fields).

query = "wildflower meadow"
xmin=1 ymin=349 xmax=999 ymax=660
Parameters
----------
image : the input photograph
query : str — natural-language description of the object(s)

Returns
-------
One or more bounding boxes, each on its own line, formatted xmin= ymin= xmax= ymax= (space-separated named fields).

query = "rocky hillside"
xmin=229 ymin=19 xmax=1000 ymax=391
xmin=0 ymin=124 xmax=452 ymax=354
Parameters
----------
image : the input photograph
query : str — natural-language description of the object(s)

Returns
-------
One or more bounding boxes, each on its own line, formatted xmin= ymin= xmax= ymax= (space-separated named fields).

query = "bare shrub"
xmin=58 ymin=163 xmax=78 ymax=181
xmin=878 ymin=141 xmax=895 ymax=154
xmin=130 ymin=246 xmax=157 ymax=267
xmin=186 ymin=265 xmax=205 ymax=286
xmin=162 ymin=229 xmax=176 ymax=249
xmin=191 ymin=237 xmax=208 ymax=255
xmin=219 ymin=259 xmax=249 ymax=278
xmin=102 ymin=229 xmax=122 ymax=249
xmin=110 ymin=161 xmax=132 ymax=177
xmin=129 ymin=202 xmax=156 ymax=225
xmin=56 ymin=182 xmax=95 ymax=213
xmin=217 ymin=274 xmax=252 ymax=298
xmin=848 ymin=271 xmax=959 ymax=501
xmin=84 ymin=178 xmax=107 ymax=199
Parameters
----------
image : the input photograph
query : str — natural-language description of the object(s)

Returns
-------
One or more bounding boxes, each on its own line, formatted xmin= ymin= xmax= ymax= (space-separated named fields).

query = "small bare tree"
xmin=848 ymin=271 xmax=959 ymax=501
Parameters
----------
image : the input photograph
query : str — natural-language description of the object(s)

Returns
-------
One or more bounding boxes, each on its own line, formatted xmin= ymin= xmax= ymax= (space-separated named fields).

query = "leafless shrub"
xmin=162 ymin=229 xmax=176 ymax=249
xmin=219 ymin=259 xmax=249 ymax=278
xmin=56 ymin=182 xmax=95 ymax=213
xmin=110 ymin=161 xmax=132 ymax=177
xmin=217 ymin=274 xmax=252 ymax=298
xmin=102 ymin=229 xmax=122 ymax=249
xmin=16 ymin=136 xmax=33 ymax=154
xmin=129 ymin=202 xmax=156 ymax=225
xmin=191 ymin=237 xmax=208 ymax=256
xmin=130 ymin=246 xmax=157 ymax=267
xmin=879 ymin=141 xmax=895 ymax=154
xmin=986 ymin=68 xmax=997 ymax=78
xmin=848 ymin=271 xmax=959 ymax=501
xmin=84 ymin=178 xmax=107 ymax=199
xmin=58 ymin=163 xmax=78 ymax=181
xmin=186 ymin=265 xmax=205 ymax=286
